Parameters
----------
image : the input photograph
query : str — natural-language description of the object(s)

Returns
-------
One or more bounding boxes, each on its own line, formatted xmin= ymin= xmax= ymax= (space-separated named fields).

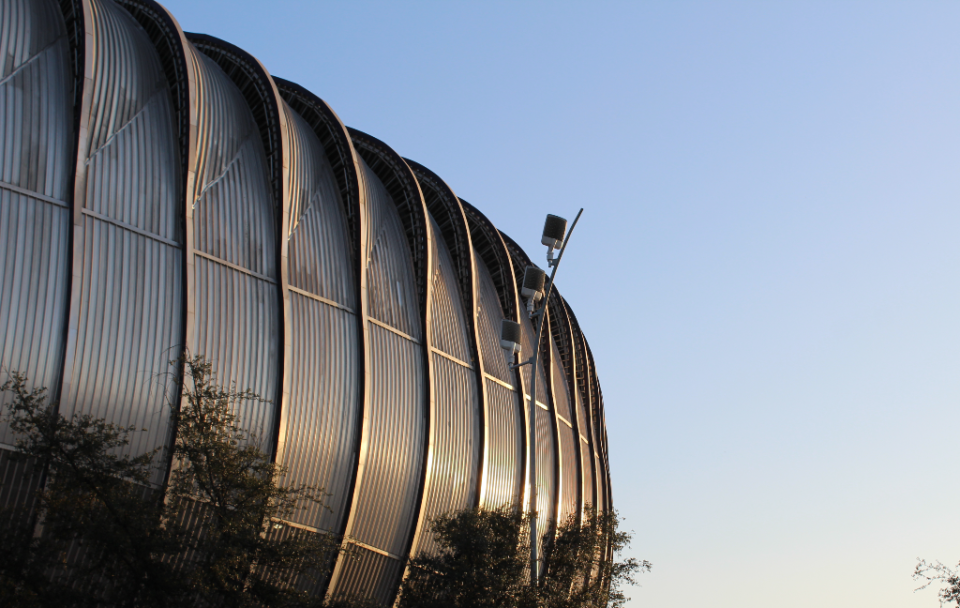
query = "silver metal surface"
xmin=413 ymin=215 xmax=479 ymax=557
xmin=274 ymin=102 xmax=359 ymax=534
xmin=328 ymin=155 xmax=426 ymax=598
xmin=474 ymin=253 xmax=524 ymax=508
xmin=186 ymin=44 xmax=279 ymax=447
xmin=0 ymin=0 xmax=614 ymax=599
xmin=56 ymin=0 xmax=181 ymax=484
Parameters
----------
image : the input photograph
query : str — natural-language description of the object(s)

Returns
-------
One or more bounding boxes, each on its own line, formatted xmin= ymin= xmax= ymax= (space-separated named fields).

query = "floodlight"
xmin=500 ymin=319 xmax=522 ymax=353
xmin=541 ymin=214 xmax=567 ymax=249
xmin=521 ymin=266 xmax=546 ymax=301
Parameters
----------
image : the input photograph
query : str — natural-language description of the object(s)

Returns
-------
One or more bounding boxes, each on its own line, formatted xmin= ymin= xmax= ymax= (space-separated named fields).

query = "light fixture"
xmin=542 ymin=214 xmax=567 ymax=267
xmin=521 ymin=265 xmax=546 ymax=314
xmin=500 ymin=319 xmax=522 ymax=353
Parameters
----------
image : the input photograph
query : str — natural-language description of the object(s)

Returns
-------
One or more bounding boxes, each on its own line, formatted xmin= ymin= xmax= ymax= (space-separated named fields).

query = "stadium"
xmin=0 ymin=0 xmax=611 ymax=602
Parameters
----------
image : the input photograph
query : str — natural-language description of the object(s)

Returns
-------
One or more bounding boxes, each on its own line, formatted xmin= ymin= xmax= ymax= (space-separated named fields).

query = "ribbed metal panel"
xmin=412 ymin=215 xmax=478 ymax=557
xmin=187 ymin=45 xmax=278 ymax=443
xmin=558 ymin=421 xmax=578 ymax=524
xmin=474 ymin=251 xmax=514 ymax=384
xmin=283 ymin=104 xmax=355 ymax=308
xmin=283 ymin=293 xmax=357 ymax=532
xmin=534 ymin=401 xmax=556 ymax=556
xmin=0 ymin=0 xmax=72 ymax=450
xmin=275 ymin=101 xmax=358 ymax=534
xmin=334 ymin=545 xmax=403 ymax=607
xmin=57 ymin=0 xmax=181 ymax=484
xmin=65 ymin=215 xmax=181 ymax=450
xmin=518 ymin=310 xmax=550 ymax=412
xmin=482 ymin=379 xmax=523 ymax=509
xmin=418 ymin=355 xmax=477 ymax=556
xmin=580 ymin=433 xmax=595 ymax=510
xmin=344 ymin=157 xmax=424 ymax=562
xmin=550 ymin=338 xmax=572 ymax=423
xmin=0 ymin=449 xmax=40 ymax=513
xmin=352 ymin=322 xmax=423 ymax=555
xmin=193 ymin=256 xmax=277 ymax=437
xmin=427 ymin=218 xmax=470 ymax=363
xmin=474 ymin=254 xmax=523 ymax=508
xmin=190 ymin=52 xmax=275 ymax=279
xmin=362 ymin=161 xmax=420 ymax=341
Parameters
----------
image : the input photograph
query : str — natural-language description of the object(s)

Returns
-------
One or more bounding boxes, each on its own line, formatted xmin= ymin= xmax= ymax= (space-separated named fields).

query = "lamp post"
xmin=500 ymin=208 xmax=583 ymax=589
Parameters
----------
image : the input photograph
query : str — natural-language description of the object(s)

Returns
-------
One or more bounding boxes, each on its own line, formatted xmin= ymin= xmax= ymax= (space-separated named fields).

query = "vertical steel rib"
xmin=0 ymin=0 xmax=74 ymax=490
xmin=404 ymin=159 xmax=485 ymax=557
xmin=56 ymin=0 xmax=183 ymax=484
xmin=325 ymin=129 xmax=432 ymax=606
xmin=552 ymin=293 xmax=587 ymax=525
xmin=459 ymin=199 xmax=526 ymax=511
xmin=273 ymin=79 xmax=366 ymax=596
xmin=187 ymin=34 xmax=292 ymax=457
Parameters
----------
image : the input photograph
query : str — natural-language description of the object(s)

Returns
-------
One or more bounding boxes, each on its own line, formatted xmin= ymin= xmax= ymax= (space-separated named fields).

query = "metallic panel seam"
xmin=367 ymin=316 xmax=419 ymax=344
xmin=0 ymin=181 xmax=69 ymax=208
xmin=79 ymin=208 xmax=179 ymax=248
xmin=430 ymin=347 xmax=471 ymax=369
xmin=193 ymin=250 xmax=275 ymax=284
xmin=287 ymin=285 xmax=355 ymax=314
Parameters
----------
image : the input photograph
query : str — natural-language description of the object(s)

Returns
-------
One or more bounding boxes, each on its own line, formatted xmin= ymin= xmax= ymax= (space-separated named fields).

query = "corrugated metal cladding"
xmin=336 ymin=158 xmax=424 ymax=580
xmin=0 ymin=0 xmax=615 ymax=601
xmin=276 ymin=101 xmax=358 ymax=535
xmin=551 ymin=336 xmax=578 ymax=523
xmin=474 ymin=252 xmax=524 ymax=508
xmin=188 ymin=43 xmax=278 ymax=446
xmin=57 ymin=0 xmax=181 ymax=484
xmin=519 ymin=310 xmax=556 ymax=534
xmin=415 ymin=215 xmax=479 ymax=557
xmin=0 ymin=0 xmax=72 ymax=453
xmin=333 ymin=546 xmax=404 ymax=607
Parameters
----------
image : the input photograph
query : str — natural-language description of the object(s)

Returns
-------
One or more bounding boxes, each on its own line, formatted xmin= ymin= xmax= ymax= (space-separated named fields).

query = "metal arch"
xmin=459 ymin=200 xmax=528 ymax=510
xmin=54 ymin=0 xmax=185 ymax=486
xmin=109 ymin=0 xmax=194 ymax=493
xmin=329 ymin=129 xmax=434 ymax=606
xmin=403 ymin=160 xmax=489 ymax=509
xmin=271 ymin=79 xmax=367 ymax=597
xmin=550 ymin=294 xmax=586 ymax=527
xmin=185 ymin=32 xmax=291 ymax=463
xmin=347 ymin=129 xmax=429 ymax=313
xmin=115 ymin=0 xmax=191 ymax=202
xmin=0 ymin=0 xmax=75 ymax=503
xmin=459 ymin=199 xmax=521 ymax=324
xmin=274 ymin=79 xmax=363 ymax=278
xmin=564 ymin=305 xmax=601 ymax=516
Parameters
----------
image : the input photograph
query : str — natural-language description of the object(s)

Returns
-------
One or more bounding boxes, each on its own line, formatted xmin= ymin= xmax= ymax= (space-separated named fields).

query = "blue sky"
xmin=159 ymin=2 xmax=960 ymax=605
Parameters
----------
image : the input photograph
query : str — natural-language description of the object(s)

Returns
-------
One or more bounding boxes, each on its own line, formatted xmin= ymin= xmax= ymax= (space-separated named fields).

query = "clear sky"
xmin=157 ymin=1 xmax=960 ymax=606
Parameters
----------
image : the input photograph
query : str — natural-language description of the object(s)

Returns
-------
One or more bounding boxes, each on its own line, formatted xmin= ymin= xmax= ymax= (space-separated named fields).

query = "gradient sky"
xmin=157 ymin=2 xmax=960 ymax=606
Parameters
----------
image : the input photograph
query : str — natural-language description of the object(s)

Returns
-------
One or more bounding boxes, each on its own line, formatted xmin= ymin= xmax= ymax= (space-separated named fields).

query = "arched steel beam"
xmin=328 ymin=128 xmax=433 ymax=606
xmin=185 ymin=32 xmax=291 ymax=462
xmin=270 ymin=79 xmax=366 ymax=597
xmin=550 ymin=293 xmax=586 ymax=527
xmin=459 ymin=199 xmax=527 ymax=510
xmin=404 ymin=160 xmax=488 ymax=509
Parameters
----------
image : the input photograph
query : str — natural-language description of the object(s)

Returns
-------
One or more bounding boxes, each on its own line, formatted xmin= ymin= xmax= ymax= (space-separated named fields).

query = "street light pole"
xmin=516 ymin=208 xmax=583 ymax=589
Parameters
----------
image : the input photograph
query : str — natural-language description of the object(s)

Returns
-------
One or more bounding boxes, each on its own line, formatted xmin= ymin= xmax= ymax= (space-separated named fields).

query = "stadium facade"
xmin=0 ymin=0 xmax=611 ymax=602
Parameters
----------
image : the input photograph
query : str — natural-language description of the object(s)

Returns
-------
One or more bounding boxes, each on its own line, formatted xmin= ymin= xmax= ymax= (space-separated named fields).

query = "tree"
xmin=915 ymin=559 xmax=960 ymax=607
xmin=396 ymin=506 xmax=649 ymax=608
xmin=0 ymin=357 xmax=366 ymax=608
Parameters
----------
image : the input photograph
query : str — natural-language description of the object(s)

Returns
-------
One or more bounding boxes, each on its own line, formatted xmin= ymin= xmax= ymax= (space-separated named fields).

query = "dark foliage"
xmin=0 ymin=357 xmax=369 ymax=608
xmin=397 ymin=506 xmax=649 ymax=608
